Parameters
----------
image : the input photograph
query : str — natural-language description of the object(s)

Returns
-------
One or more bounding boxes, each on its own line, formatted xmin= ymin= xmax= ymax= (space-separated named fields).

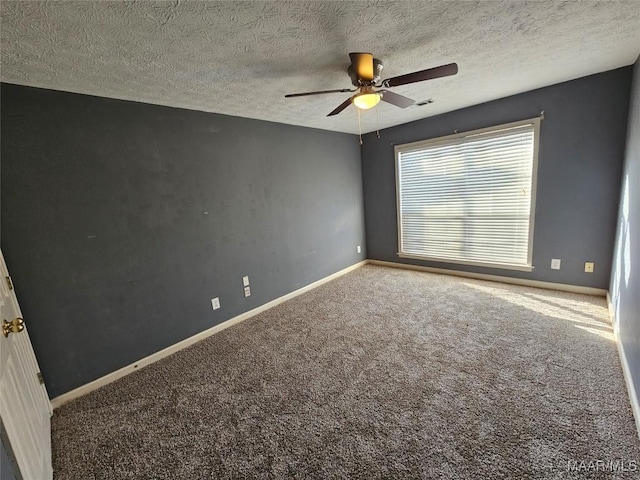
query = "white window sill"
xmin=397 ymin=253 xmax=535 ymax=272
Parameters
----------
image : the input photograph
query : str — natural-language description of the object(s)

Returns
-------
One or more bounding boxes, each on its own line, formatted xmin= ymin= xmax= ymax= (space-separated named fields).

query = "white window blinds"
xmin=396 ymin=119 xmax=539 ymax=271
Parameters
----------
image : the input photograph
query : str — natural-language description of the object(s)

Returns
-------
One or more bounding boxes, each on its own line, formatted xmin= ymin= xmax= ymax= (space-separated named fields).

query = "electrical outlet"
xmin=357 ymin=245 xmax=361 ymax=253
xmin=244 ymin=286 xmax=251 ymax=297
xmin=551 ymin=258 xmax=561 ymax=270
xmin=585 ymin=262 xmax=594 ymax=273
xmin=211 ymin=297 xmax=220 ymax=310
xmin=242 ymin=275 xmax=250 ymax=287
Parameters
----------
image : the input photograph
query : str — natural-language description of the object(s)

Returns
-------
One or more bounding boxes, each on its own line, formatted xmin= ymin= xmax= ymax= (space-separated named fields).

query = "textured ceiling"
xmin=1 ymin=1 xmax=639 ymax=134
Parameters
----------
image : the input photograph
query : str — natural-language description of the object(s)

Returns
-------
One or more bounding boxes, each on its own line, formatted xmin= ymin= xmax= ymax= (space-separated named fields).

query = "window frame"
xmin=394 ymin=117 xmax=541 ymax=272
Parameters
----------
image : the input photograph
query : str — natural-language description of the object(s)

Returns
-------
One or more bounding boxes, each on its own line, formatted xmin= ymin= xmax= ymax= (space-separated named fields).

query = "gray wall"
xmin=610 ymin=57 xmax=640 ymax=405
xmin=0 ymin=84 xmax=366 ymax=398
xmin=1 ymin=441 xmax=18 ymax=480
xmin=0 ymin=422 xmax=19 ymax=480
xmin=362 ymin=67 xmax=632 ymax=289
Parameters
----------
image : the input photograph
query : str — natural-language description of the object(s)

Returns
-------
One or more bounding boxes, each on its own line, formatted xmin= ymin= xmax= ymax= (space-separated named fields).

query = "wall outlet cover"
xmin=244 ymin=286 xmax=251 ymax=297
xmin=211 ymin=297 xmax=220 ymax=310
xmin=357 ymin=245 xmax=361 ymax=253
xmin=585 ymin=262 xmax=595 ymax=273
xmin=551 ymin=258 xmax=561 ymax=270
xmin=242 ymin=275 xmax=250 ymax=286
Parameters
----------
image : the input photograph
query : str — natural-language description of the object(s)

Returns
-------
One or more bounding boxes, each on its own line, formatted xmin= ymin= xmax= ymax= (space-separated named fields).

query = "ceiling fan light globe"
xmin=353 ymin=92 xmax=381 ymax=110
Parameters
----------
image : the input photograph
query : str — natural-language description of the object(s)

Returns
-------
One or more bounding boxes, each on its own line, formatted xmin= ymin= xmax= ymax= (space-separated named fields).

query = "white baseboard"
xmin=607 ymin=293 xmax=640 ymax=439
xmin=369 ymin=259 xmax=608 ymax=296
xmin=617 ymin=339 xmax=640 ymax=439
xmin=50 ymin=260 xmax=367 ymax=409
xmin=606 ymin=292 xmax=621 ymax=338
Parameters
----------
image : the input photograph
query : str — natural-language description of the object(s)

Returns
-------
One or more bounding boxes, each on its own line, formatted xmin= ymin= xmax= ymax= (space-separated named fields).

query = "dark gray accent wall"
xmin=1 ymin=440 xmax=18 ymax=480
xmin=362 ymin=67 xmax=632 ymax=289
xmin=0 ymin=84 xmax=365 ymax=398
xmin=611 ymin=57 xmax=640 ymax=405
xmin=0 ymin=422 xmax=19 ymax=480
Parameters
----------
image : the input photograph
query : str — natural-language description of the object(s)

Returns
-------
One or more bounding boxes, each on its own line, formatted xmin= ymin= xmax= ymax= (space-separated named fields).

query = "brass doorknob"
xmin=2 ymin=318 xmax=24 ymax=337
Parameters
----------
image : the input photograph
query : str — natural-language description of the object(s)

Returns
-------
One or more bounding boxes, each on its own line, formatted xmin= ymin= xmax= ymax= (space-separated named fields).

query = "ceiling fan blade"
xmin=327 ymin=96 xmax=354 ymax=116
xmin=382 ymin=63 xmax=458 ymax=88
xmin=379 ymin=90 xmax=415 ymax=108
xmin=285 ymin=88 xmax=355 ymax=98
xmin=349 ymin=52 xmax=374 ymax=81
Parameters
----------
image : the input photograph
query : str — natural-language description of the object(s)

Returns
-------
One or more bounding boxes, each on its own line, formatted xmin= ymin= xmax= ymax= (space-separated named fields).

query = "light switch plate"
xmin=242 ymin=276 xmax=250 ymax=286
xmin=551 ymin=259 xmax=561 ymax=270
xmin=211 ymin=297 xmax=220 ymax=310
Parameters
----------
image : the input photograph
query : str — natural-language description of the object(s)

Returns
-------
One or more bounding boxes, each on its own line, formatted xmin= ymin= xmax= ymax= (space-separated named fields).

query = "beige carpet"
xmin=52 ymin=265 xmax=640 ymax=479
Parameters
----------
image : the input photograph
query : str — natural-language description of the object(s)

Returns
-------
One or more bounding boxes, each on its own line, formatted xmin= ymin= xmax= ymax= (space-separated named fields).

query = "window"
xmin=395 ymin=118 xmax=540 ymax=271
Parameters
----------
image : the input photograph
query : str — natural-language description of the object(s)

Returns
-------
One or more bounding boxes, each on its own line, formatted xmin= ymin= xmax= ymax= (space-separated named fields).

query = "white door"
xmin=0 ymin=249 xmax=52 ymax=480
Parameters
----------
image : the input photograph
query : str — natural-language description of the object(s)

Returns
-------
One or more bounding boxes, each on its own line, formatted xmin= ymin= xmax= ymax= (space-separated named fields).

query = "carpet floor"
xmin=51 ymin=265 xmax=640 ymax=479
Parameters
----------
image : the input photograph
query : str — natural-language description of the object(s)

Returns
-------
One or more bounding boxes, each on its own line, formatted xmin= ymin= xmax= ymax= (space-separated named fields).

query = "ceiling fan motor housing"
xmin=348 ymin=58 xmax=383 ymax=86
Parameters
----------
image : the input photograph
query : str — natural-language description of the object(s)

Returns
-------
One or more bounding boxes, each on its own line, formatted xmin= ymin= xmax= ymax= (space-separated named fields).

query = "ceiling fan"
xmin=285 ymin=53 xmax=458 ymax=116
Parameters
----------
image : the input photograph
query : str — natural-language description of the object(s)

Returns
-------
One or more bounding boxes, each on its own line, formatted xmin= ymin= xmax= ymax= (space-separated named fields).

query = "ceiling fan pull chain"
xmin=357 ymin=107 xmax=363 ymax=145
xmin=376 ymin=108 xmax=381 ymax=139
